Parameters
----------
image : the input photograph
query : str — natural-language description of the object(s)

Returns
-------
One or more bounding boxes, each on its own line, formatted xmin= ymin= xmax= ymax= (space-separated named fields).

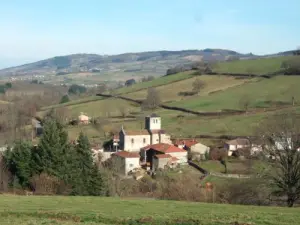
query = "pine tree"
xmin=35 ymin=117 xmax=70 ymax=179
xmin=4 ymin=141 xmax=34 ymax=188
xmin=72 ymin=132 xmax=104 ymax=195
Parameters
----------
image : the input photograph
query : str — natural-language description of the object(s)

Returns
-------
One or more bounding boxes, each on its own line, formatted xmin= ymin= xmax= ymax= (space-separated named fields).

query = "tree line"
xmin=3 ymin=110 xmax=105 ymax=196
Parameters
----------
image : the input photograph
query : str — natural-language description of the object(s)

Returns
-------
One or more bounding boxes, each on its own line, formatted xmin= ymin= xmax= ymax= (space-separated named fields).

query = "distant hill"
xmin=0 ymin=49 xmax=295 ymax=77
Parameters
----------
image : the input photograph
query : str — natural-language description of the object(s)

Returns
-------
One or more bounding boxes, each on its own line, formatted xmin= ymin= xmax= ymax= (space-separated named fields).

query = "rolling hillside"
xmin=1 ymin=196 xmax=299 ymax=225
xmin=40 ymin=55 xmax=300 ymax=141
xmin=0 ymin=49 xmax=253 ymax=77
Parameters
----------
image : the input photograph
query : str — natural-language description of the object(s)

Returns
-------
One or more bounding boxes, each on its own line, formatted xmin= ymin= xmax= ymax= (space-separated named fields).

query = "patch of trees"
xmin=141 ymin=76 xmax=155 ymax=82
xmin=0 ymin=82 xmax=12 ymax=94
xmin=166 ymin=62 xmax=213 ymax=76
xmin=68 ymin=84 xmax=87 ymax=95
xmin=125 ymin=79 xmax=136 ymax=86
xmin=3 ymin=113 xmax=104 ymax=196
xmin=281 ymin=57 xmax=300 ymax=75
xmin=59 ymin=95 xmax=70 ymax=104
xmin=56 ymin=71 xmax=69 ymax=76
xmin=30 ymin=80 xmax=44 ymax=84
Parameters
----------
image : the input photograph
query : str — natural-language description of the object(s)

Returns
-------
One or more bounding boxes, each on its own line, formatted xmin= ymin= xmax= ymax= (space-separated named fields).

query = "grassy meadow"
xmin=214 ymin=56 xmax=297 ymax=74
xmin=0 ymin=195 xmax=299 ymax=225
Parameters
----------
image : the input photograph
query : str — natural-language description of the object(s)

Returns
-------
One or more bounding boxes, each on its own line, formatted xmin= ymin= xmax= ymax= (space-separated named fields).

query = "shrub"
xmin=59 ymin=95 xmax=70 ymax=104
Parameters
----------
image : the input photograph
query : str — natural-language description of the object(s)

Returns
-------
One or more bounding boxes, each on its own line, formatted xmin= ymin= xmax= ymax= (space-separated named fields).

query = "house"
xmin=78 ymin=113 xmax=90 ymax=124
xmin=111 ymin=151 xmax=141 ymax=176
xmin=225 ymin=138 xmax=251 ymax=156
xmin=141 ymin=143 xmax=188 ymax=171
xmin=119 ymin=114 xmax=171 ymax=152
xmin=174 ymin=139 xmax=210 ymax=160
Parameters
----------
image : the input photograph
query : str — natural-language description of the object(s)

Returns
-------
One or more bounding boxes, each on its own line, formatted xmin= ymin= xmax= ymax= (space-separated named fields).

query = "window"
xmin=129 ymin=164 xmax=134 ymax=167
xmin=143 ymin=138 xmax=146 ymax=144
xmin=131 ymin=138 xmax=134 ymax=144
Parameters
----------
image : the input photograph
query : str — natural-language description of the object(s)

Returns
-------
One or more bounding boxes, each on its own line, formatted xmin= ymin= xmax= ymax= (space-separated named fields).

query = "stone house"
xmin=174 ymin=139 xmax=210 ymax=160
xmin=141 ymin=143 xmax=188 ymax=171
xmin=78 ymin=113 xmax=90 ymax=124
xmin=111 ymin=151 xmax=140 ymax=176
xmin=118 ymin=114 xmax=171 ymax=152
xmin=225 ymin=138 xmax=251 ymax=156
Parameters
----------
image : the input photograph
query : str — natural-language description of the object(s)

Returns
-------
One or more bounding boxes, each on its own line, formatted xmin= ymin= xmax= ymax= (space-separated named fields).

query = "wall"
xmin=153 ymin=157 xmax=170 ymax=170
xmin=191 ymin=143 xmax=210 ymax=155
xmin=160 ymin=134 xmax=172 ymax=144
xmin=168 ymin=152 xmax=188 ymax=164
xmin=125 ymin=157 xmax=140 ymax=175
xmin=124 ymin=134 xmax=151 ymax=152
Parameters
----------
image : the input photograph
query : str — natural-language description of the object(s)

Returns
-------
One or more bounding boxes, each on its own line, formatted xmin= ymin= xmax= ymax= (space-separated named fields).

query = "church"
xmin=118 ymin=114 xmax=172 ymax=152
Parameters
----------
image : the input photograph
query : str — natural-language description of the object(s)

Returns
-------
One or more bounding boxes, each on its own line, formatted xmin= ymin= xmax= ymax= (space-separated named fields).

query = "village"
xmin=30 ymin=111 xmax=290 ymax=180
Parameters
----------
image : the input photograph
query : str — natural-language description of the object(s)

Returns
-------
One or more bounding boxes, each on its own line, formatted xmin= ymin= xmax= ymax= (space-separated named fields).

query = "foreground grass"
xmin=0 ymin=196 xmax=299 ymax=225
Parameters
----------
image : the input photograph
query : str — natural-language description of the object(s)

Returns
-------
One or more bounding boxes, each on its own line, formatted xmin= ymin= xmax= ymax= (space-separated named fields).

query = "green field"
xmin=214 ymin=56 xmax=298 ymax=74
xmin=40 ymin=56 xmax=300 ymax=141
xmin=114 ymin=71 xmax=195 ymax=95
xmin=169 ymin=76 xmax=300 ymax=111
xmin=0 ymin=196 xmax=299 ymax=225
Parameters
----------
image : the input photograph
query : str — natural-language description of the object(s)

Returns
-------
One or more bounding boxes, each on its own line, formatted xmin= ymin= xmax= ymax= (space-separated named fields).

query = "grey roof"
xmin=148 ymin=113 xmax=159 ymax=118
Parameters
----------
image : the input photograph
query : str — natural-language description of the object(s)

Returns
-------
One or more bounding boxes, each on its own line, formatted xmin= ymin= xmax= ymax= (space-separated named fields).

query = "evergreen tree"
xmin=60 ymin=95 xmax=70 ymax=104
xmin=35 ymin=117 xmax=70 ymax=179
xmin=72 ymin=132 xmax=104 ymax=195
xmin=4 ymin=141 xmax=34 ymax=188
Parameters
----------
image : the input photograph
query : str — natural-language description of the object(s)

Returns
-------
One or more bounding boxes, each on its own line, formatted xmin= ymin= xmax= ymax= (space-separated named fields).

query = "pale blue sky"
xmin=0 ymin=0 xmax=299 ymax=68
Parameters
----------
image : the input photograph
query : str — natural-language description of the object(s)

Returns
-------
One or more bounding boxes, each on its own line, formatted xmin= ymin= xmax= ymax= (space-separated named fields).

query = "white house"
xmin=118 ymin=114 xmax=171 ymax=152
xmin=111 ymin=151 xmax=141 ymax=176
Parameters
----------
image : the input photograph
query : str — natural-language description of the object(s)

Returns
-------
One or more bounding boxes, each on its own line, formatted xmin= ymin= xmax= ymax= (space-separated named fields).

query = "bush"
xmin=217 ymin=179 xmax=271 ymax=206
xmin=60 ymin=95 xmax=70 ymax=104
xmin=68 ymin=84 xmax=87 ymax=95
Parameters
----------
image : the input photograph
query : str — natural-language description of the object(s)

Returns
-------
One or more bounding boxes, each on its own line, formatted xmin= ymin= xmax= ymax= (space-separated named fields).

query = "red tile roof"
xmin=142 ymin=143 xmax=186 ymax=153
xmin=124 ymin=130 xmax=149 ymax=136
xmin=155 ymin=154 xmax=172 ymax=159
xmin=171 ymin=157 xmax=179 ymax=161
xmin=173 ymin=139 xmax=198 ymax=148
xmin=113 ymin=151 xmax=140 ymax=158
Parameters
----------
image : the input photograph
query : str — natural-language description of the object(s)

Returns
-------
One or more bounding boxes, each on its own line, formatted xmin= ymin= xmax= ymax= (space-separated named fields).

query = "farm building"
xmin=111 ymin=151 xmax=141 ymax=176
xmin=141 ymin=143 xmax=188 ymax=171
xmin=174 ymin=139 xmax=210 ymax=160
xmin=225 ymin=138 xmax=251 ymax=156
xmin=78 ymin=113 xmax=90 ymax=124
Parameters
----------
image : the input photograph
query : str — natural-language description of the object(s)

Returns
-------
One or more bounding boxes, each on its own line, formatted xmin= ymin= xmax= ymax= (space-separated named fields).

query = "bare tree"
xmin=142 ymin=87 xmax=161 ymax=111
xmin=118 ymin=105 xmax=129 ymax=118
xmin=258 ymin=112 xmax=300 ymax=207
xmin=239 ymin=95 xmax=251 ymax=112
xmin=192 ymin=79 xmax=205 ymax=94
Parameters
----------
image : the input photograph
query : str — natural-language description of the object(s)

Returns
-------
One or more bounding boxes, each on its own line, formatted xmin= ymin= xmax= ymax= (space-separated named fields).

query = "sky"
xmin=0 ymin=0 xmax=299 ymax=68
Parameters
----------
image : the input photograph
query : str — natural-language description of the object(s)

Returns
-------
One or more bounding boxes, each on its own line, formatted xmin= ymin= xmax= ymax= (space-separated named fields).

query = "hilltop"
xmin=1 ymin=48 xmax=292 ymax=78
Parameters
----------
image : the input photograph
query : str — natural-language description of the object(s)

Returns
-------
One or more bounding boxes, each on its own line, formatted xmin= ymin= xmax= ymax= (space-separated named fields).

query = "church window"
xmin=143 ymin=138 xmax=146 ymax=143
xmin=131 ymin=138 xmax=134 ymax=144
